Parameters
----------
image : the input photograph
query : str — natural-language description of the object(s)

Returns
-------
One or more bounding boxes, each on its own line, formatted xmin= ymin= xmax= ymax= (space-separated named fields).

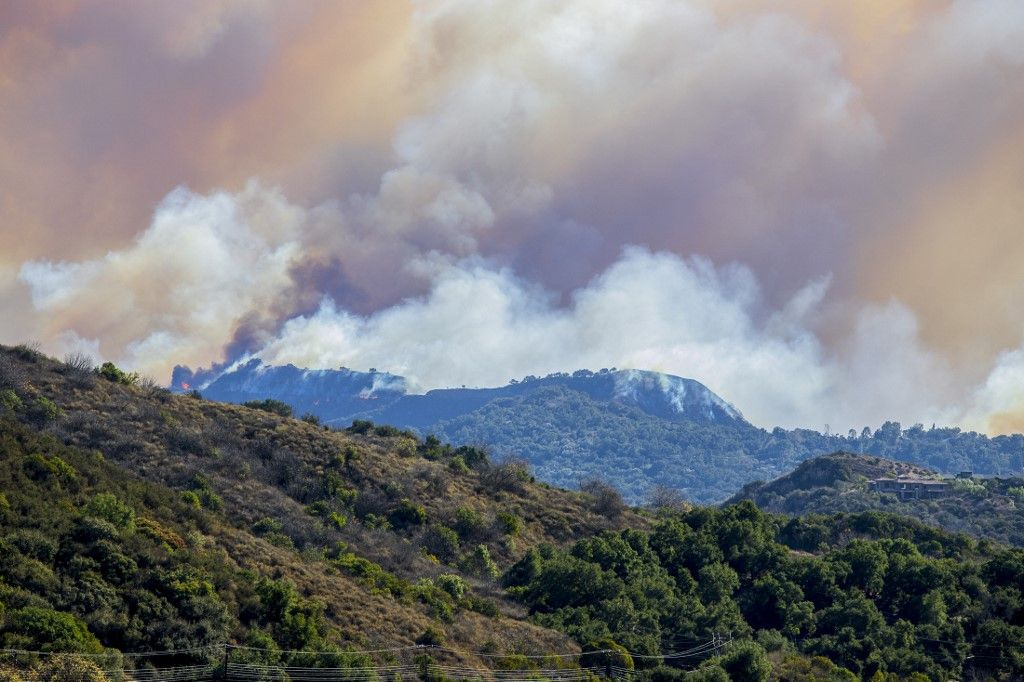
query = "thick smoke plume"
xmin=3 ymin=1 xmax=1024 ymax=432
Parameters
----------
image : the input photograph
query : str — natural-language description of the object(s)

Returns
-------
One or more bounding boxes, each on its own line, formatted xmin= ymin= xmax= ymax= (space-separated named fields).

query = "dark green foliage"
xmin=0 ymin=389 xmax=22 ymax=413
xmin=734 ymin=452 xmax=1024 ymax=547
xmin=5 ymin=345 xmax=1024 ymax=679
xmin=422 ymin=524 xmax=461 ymax=563
xmin=242 ymin=398 xmax=294 ymax=418
xmin=720 ymin=641 xmax=771 ymax=681
xmin=430 ymin=385 xmax=1024 ymax=503
xmin=26 ymin=397 xmax=61 ymax=426
xmin=333 ymin=553 xmax=409 ymax=598
xmin=1 ymin=608 xmax=103 ymax=653
xmin=97 ymin=362 xmax=138 ymax=386
xmin=388 ymin=498 xmax=427 ymax=529
xmin=459 ymin=544 xmax=499 ymax=579
xmin=504 ymin=501 xmax=1024 ymax=680
xmin=82 ymin=492 xmax=135 ymax=530
xmin=415 ymin=626 xmax=445 ymax=646
xmin=347 ymin=419 xmax=373 ymax=434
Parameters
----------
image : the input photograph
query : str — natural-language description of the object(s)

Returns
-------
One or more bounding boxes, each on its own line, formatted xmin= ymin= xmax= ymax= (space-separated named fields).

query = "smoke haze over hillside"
xmin=3 ymin=0 xmax=1024 ymax=432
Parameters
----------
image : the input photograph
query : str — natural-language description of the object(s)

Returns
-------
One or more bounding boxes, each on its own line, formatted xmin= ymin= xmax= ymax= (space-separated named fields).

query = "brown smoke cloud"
xmin=3 ymin=0 xmax=1024 ymax=432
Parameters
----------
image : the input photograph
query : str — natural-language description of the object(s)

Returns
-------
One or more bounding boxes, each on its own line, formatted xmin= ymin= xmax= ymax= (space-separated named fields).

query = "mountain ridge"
xmin=171 ymin=359 xmax=1024 ymax=504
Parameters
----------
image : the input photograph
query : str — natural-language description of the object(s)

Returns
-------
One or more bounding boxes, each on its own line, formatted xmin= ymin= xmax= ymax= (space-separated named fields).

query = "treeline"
xmin=503 ymin=503 xmax=1024 ymax=680
xmin=733 ymin=453 xmax=1024 ymax=548
xmin=431 ymin=385 xmax=1024 ymax=503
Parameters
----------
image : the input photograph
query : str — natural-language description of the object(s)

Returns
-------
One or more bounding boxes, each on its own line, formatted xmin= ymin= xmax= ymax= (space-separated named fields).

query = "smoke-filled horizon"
xmin=3 ymin=1 xmax=1024 ymax=433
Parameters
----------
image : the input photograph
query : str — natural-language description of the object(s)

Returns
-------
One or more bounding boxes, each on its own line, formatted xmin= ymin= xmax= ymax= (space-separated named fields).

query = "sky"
xmin=2 ymin=0 xmax=1024 ymax=433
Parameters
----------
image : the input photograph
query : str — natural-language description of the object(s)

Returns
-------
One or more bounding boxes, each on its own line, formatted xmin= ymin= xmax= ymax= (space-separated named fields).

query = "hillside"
xmin=172 ymin=361 xmax=1024 ymax=505
xmin=0 ymin=344 xmax=635 ymax=674
xmin=8 ymin=345 xmax=1024 ymax=680
xmin=729 ymin=452 xmax=1024 ymax=546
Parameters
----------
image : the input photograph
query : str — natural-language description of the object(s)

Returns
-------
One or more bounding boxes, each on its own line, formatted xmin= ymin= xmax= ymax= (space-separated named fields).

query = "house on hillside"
xmin=869 ymin=477 xmax=951 ymax=501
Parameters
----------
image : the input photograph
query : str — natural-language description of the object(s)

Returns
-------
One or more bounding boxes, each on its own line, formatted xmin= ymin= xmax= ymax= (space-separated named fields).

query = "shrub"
xmin=422 ymin=525 xmax=461 ymax=563
xmin=243 ymin=398 xmax=294 ymax=418
xmin=415 ymin=626 xmax=445 ymax=647
xmin=70 ymin=517 xmax=119 ymax=544
xmin=197 ymin=489 xmax=223 ymax=512
xmin=583 ymin=639 xmax=633 ymax=673
xmin=480 ymin=458 xmax=531 ymax=492
xmin=11 ymin=343 xmax=43 ymax=363
xmin=300 ymin=413 xmax=322 ymax=426
xmin=448 ymin=456 xmax=469 ymax=473
xmin=580 ymin=478 xmax=627 ymax=519
xmin=460 ymin=544 xmax=499 ymax=579
xmin=83 ymin=492 xmax=136 ymax=530
xmin=263 ymin=533 xmax=295 ymax=549
xmin=453 ymin=506 xmax=487 ymax=540
xmin=434 ymin=574 xmax=468 ymax=601
xmin=348 ymin=419 xmax=374 ymax=434
xmin=97 ymin=361 xmax=138 ymax=385
xmin=334 ymin=553 xmax=409 ymax=598
xmin=465 ymin=595 xmax=500 ymax=617
xmin=252 ymin=517 xmax=284 ymax=535
xmin=5 ymin=530 xmax=58 ymax=562
xmin=23 ymin=455 xmax=76 ymax=485
xmin=496 ymin=511 xmax=524 ymax=537
xmin=180 ymin=491 xmax=202 ymax=509
xmin=136 ymin=517 xmax=186 ymax=550
xmin=413 ymin=580 xmax=456 ymax=621
xmin=0 ymin=389 xmax=22 ymax=413
xmin=389 ymin=499 xmax=427 ymax=530
xmin=35 ymin=654 xmax=111 ymax=682
xmin=720 ymin=642 xmax=771 ymax=682
xmin=62 ymin=353 xmax=97 ymax=388
xmin=2 ymin=607 xmax=103 ymax=653
xmin=419 ymin=434 xmax=449 ymax=460
xmin=454 ymin=445 xmax=489 ymax=469
xmin=26 ymin=397 xmax=62 ymax=426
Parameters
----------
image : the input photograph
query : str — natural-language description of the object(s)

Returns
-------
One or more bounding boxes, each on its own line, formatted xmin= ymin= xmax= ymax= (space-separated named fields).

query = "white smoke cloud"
xmin=244 ymin=247 xmax=965 ymax=431
xmin=18 ymin=182 xmax=306 ymax=377
xmin=8 ymin=0 xmax=1024 ymax=435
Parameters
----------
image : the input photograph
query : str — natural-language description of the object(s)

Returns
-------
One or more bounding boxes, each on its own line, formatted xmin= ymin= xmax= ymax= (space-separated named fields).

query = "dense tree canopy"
xmin=504 ymin=502 xmax=1024 ymax=680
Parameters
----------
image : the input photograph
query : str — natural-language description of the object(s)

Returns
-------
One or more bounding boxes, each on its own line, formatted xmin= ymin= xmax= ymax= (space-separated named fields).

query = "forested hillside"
xmin=4 ymin=344 xmax=1024 ymax=680
xmin=431 ymin=386 xmax=1024 ymax=504
xmin=182 ymin=361 xmax=1024 ymax=505
xmin=730 ymin=452 xmax=1024 ymax=547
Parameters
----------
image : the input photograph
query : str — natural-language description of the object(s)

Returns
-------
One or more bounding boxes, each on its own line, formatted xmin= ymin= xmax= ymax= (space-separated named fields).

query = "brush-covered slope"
xmin=729 ymin=452 xmax=1024 ymax=546
xmin=0 ymin=344 xmax=642 ymax=672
